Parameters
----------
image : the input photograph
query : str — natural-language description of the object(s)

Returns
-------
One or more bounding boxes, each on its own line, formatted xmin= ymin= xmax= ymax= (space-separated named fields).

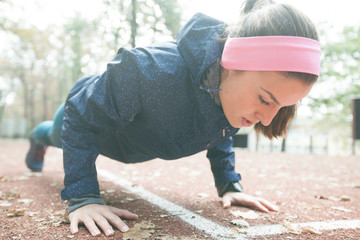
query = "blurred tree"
xmin=0 ymin=18 xmax=56 ymax=129
xmin=0 ymin=0 xmax=182 ymax=136
xmin=309 ymin=25 xmax=360 ymax=143
xmin=102 ymin=0 xmax=181 ymax=50
xmin=153 ymin=0 xmax=182 ymax=37
xmin=63 ymin=14 xmax=89 ymax=84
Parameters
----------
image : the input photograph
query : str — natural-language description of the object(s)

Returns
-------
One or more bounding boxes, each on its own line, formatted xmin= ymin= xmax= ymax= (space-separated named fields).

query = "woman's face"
xmin=219 ymin=70 xmax=313 ymax=128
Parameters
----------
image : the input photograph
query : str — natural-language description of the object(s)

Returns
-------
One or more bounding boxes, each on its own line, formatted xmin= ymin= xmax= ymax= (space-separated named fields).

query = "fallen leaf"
xmin=27 ymin=211 xmax=39 ymax=217
xmin=121 ymin=190 xmax=132 ymax=194
xmin=1 ymin=191 xmax=20 ymax=200
xmin=155 ymin=234 xmax=177 ymax=240
xmin=301 ymin=225 xmax=322 ymax=235
xmin=119 ymin=197 xmax=135 ymax=203
xmin=172 ymin=211 xmax=185 ymax=216
xmin=282 ymin=222 xmax=322 ymax=235
xmin=230 ymin=210 xmax=259 ymax=219
xmin=230 ymin=219 xmax=249 ymax=228
xmin=328 ymin=196 xmax=351 ymax=202
xmin=6 ymin=209 xmax=26 ymax=217
xmin=50 ymin=182 xmax=61 ymax=188
xmin=282 ymin=221 xmax=302 ymax=234
xmin=1 ymin=176 xmax=29 ymax=182
xmin=25 ymin=172 xmax=42 ymax=177
xmin=17 ymin=199 xmax=33 ymax=204
xmin=154 ymin=235 xmax=206 ymax=240
xmin=122 ymin=221 xmax=156 ymax=240
xmin=315 ymin=195 xmax=351 ymax=202
xmin=0 ymin=201 xmax=12 ymax=207
xmin=197 ymin=193 xmax=209 ymax=198
xmin=331 ymin=206 xmax=353 ymax=213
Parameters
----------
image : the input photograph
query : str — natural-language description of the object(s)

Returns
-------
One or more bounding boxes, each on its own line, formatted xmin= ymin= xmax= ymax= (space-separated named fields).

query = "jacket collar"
xmin=176 ymin=13 xmax=227 ymax=85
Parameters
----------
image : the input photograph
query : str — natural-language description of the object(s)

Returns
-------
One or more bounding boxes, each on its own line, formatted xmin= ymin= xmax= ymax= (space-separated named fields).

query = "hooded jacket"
xmin=61 ymin=13 xmax=241 ymax=201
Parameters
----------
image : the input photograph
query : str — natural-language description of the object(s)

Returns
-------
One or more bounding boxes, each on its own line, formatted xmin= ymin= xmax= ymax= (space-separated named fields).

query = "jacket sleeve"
xmin=60 ymin=49 xmax=142 ymax=201
xmin=206 ymin=136 xmax=242 ymax=196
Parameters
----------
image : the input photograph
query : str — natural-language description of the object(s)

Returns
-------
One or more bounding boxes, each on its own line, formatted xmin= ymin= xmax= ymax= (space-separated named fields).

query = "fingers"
xmin=247 ymin=196 xmax=279 ymax=213
xmin=69 ymin=204 xmax=137 ymax=237
xmin=222 ymin=192 xmax=279 ymax=213
xmin=92 ymin=213 xmax=118 ymax=236
xmin=250 ymin=199 xmax=270 ymax=213
xmin=258 ymin=198 xmax=279 ymax=212
xmin=110 ymin=206 xmax=138 ymax=220
xmin=103 ymin=208 xmax=132 ymax=233
xmin=83 ymin=216 xmax=102 ymax=237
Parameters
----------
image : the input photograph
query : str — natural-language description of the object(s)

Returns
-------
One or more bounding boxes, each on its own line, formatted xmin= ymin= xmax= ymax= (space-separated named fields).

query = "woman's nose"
xmin=256 ymin=108 xmax=279 ymax=126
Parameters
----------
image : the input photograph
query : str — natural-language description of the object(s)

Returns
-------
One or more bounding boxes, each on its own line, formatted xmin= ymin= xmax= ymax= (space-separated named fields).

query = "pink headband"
xmin=221 ymin=36 xmax=321 ymax=76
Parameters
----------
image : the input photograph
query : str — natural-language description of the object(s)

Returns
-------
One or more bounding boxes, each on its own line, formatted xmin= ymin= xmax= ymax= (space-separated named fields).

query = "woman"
xmin=25 ymin=0 xmax=321 ymax=236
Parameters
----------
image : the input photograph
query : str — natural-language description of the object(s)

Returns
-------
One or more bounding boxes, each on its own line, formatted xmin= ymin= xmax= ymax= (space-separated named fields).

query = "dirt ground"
xmin=0 ymin=138 xmax=359 ymax=240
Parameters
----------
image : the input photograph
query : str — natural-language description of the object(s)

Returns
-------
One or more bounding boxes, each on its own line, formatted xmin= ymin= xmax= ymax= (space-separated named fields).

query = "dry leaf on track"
xmin=230 ymin=219 xmax=250 ymax=228
xmin=230 ymin=210 xmax=259 ymax=219
xmin=1 ymin=191 xmax=20 ymax=200
xmin=282 ymin=221 xmax=302 ymax=234
xmin=282 ymin=221 xmax=322 ymax=235
xmin=197 ymin=193 xmax=209 ymax=198
xmin=0 ymin=201 xmax=12 ymax=207
xmin=17 ymin=199 xmax=33 ymax=204
xmin=122 ymin=221 xmax=157 ymax=240
xmin=331 ymin=206 xmax=353 ymax=213
xmin=315 ymin=195 xmax=351 ymax=202
xmin=301 ymin=225 xmax=322 ymax=235
xmin=6 ymin=209 xmax=26 ymax=217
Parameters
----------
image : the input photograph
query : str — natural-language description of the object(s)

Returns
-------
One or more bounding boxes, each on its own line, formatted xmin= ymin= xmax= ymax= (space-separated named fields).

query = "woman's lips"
xmin=242 ymin=117 xmax=254 ymax=127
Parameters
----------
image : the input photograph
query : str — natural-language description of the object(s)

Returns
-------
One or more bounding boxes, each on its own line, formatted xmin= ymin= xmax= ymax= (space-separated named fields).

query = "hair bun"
xmin=243 ymin=0 xmax=272 ymax=14
xmin=253 ymin=0 xmax=271 ymax=10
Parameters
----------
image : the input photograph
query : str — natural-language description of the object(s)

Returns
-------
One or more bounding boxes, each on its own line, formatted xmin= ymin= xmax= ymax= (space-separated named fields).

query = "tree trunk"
xmin=281 ymin=138 xmax=286 ymax=152
xmin=130 ymin=0 xmax=137 ymax=48
xmin=42 ymin=71 xmax=49 ymax=120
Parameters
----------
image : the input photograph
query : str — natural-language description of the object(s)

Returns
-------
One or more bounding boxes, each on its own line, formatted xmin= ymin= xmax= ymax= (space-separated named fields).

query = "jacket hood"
xmin=176 ymin=13 xmax=227 ymax=85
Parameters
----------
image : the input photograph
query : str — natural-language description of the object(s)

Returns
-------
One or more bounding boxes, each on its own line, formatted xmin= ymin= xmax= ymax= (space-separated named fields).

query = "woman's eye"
xmin=259 ymin=96 xmax=270 ymax=106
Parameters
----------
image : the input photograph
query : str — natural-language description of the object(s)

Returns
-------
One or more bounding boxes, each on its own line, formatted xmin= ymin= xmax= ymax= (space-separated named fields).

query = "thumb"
xmin=222 ymin=195 xmax=232 ymax=209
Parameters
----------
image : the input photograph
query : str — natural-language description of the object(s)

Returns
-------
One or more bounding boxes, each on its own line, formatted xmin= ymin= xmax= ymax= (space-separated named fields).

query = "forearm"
xmin=60 ymin=101 xmax=101 ymax=200
xmin=207 ymin=137 xmax=241 ymax=191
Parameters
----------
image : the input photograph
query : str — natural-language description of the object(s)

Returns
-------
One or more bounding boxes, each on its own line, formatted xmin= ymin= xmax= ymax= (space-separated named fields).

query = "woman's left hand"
xmin=222 ymin=192 xmax=279 ymax=213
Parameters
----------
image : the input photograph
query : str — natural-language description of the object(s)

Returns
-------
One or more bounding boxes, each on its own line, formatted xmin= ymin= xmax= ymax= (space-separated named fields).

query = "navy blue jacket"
xmin=61 ymin=13 xmax=241 ymax=201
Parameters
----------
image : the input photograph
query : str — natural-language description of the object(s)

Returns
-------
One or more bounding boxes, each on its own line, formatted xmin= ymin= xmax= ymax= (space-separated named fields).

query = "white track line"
xmin=245 ymin=219 xmax=360 ymax=236
xmin=98 ymin=168 xmax=360 ymax=239
xmin=98 ymin=168 xmax=247 ymax=240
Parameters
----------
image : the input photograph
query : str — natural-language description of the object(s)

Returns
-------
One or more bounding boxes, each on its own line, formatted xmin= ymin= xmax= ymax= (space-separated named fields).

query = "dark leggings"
xmin=32 ymin=103 xmax=65 ymax=148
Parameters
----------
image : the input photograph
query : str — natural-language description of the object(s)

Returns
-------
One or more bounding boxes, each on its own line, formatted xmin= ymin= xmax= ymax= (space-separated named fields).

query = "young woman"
xmin=25 ymin=0 xmax=321 ymax=236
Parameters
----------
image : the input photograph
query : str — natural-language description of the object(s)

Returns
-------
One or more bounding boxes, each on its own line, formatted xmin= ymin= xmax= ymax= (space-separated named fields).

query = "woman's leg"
xmin=25 ymin=103 xmax=65 ymax=171
xmin=49 ymin=103 xmax=65 ymax=148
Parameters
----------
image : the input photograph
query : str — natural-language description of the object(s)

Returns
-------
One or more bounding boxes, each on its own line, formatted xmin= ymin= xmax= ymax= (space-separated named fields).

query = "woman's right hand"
xmin=68 ymin=204 xmax=138 ymax=237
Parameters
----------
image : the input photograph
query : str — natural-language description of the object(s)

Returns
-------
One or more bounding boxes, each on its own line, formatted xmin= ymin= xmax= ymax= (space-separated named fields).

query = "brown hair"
xmin=230 ymin=0 xmax=319 ymax=139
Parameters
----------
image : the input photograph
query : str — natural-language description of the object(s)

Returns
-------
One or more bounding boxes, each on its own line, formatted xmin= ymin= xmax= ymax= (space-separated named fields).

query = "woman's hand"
xmin=222 ymin=192 xmax=279 ymax=213
xmin=68 ymin=204 xmax=138 ymax=237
